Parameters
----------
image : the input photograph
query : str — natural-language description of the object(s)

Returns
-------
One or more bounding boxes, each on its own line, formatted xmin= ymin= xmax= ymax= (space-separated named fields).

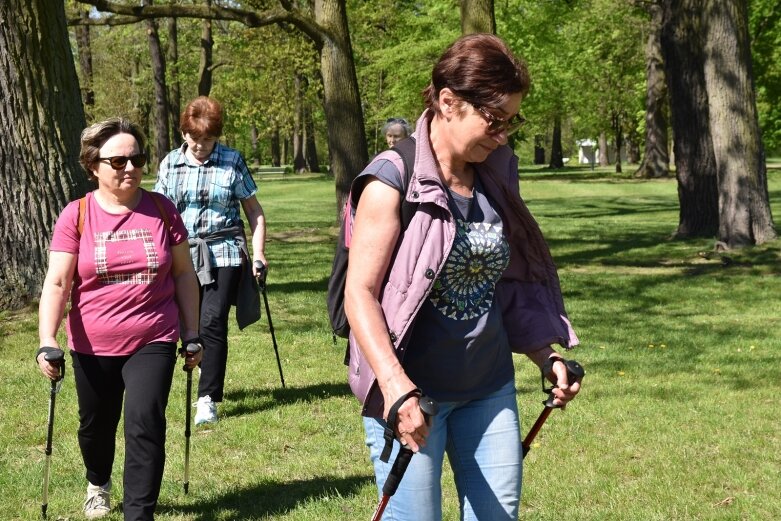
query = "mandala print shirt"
xmin=363 ymin=158 xmax=515 ymax=401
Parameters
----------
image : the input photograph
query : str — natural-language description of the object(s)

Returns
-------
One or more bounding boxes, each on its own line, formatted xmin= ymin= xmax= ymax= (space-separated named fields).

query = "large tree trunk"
xmin=534 ymin=135 xmax=545 ymax=164
xmin=0 ymin=0 xmax=90 ymax=310
xmin=548 ymin=115 xmax=564 ymax=169
xmin=634 ymin=1 xmax=670 ymax=179
xmin=703 ymin=0 xmax=776 ymax=247
xmin=460 ymin=0 xmax=495 ymax=34
xmin=167 ymin=17 xmax=182 ymax=148
xmin=315 ymin=0 xmax=369 ymax=216
xmin=250 ymin=124 xmax=261 ymax=165
xmin=74 ymin=7 xmax=95 ymax=108
xmin=144 ymin=0 xmax=170 ymax=168
xmin=661 ymin=0 xmax=719 ymax=238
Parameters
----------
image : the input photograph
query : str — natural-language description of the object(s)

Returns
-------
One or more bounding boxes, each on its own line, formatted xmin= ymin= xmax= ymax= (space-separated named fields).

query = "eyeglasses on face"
xmin=98 ymin=154 xmax=147 ymax=170
xmin=473 ymin=105 xmax=526 ymax=136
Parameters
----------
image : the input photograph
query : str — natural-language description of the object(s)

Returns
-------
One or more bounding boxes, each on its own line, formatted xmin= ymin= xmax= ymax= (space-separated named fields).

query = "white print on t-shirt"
xmin=94 ymin=228 xmax=159 ymax=285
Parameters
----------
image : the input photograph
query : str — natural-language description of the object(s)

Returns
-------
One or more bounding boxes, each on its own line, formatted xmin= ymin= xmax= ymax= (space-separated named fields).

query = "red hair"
xmin=180 ymin=96 xmax=224 ymax=138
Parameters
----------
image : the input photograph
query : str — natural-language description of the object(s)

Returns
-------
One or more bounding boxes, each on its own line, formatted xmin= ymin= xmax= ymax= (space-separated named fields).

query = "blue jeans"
xmin=363 ymin=379 xmax=522 ymax=521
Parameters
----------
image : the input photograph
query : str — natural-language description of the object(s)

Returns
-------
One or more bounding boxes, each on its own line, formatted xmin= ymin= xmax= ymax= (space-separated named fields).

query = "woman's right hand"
xmin=382 ymin=376 xmax=431 ymax=453
xmin=36 ymin=348 xmax=64 ymax=381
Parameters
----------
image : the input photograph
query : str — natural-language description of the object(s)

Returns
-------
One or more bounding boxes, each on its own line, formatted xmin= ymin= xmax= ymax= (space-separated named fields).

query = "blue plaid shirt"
xmin=154 ymin=142 xmax=258 ymax=268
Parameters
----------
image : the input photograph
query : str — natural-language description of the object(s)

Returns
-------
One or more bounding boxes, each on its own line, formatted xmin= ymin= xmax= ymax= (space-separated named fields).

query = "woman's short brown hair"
xmin=79 ymin=117 xmax=146 ymax=180
xmin=180 ymin=96 xmax=224 ymax=138
xmin=423 ymin=33 xmax=531 ymax=113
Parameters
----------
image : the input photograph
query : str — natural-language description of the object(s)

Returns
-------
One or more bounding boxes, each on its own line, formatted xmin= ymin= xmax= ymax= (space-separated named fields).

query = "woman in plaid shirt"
xmin=155 ymin=96 xmax=267 ymax=426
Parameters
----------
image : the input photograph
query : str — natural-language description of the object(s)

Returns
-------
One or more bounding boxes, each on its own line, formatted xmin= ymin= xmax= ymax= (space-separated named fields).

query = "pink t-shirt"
xmin=50 ymin=190 xmax=188 ymax=356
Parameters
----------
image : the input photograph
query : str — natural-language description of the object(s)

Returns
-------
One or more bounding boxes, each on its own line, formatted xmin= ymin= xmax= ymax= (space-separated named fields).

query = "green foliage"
xmin=2 ymin=166 xmax=780 ymax=519
xmin=749 ymin=0 xmax=781 ymax=153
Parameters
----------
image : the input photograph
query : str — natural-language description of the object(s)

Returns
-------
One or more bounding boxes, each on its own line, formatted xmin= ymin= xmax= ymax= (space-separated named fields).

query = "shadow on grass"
xmin=159 ymin=474 xmax=372 ymax=520
xmin=222 ymin=382 xmax=353 ymax=418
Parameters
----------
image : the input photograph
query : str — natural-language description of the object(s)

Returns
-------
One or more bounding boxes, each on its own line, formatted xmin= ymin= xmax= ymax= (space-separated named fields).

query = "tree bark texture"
xmin=271 ymin=127 xmax=281 ymax=167
xmin=144 ymin=0 xmax=170 ymax=168
xmin=634 ymin=1 xmax=669 ymax=179
xmin=460 ymin=0 xmax=495 ymax=34
xmin=0 ymin=0 xmax=89 ymax=309
xmin=702 ymin=0 xmax=776 ymax=247
xmin=661 ymin=0 xmax=719 ymax=238
xmin=612 ymin=112 xmax=623 ymax=174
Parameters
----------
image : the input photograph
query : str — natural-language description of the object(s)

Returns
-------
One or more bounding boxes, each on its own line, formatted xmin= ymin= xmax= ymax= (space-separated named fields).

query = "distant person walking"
xmin=155 ymin=96 xmax=266 ymax=426
xmin=383 ymin=117 xmax=412 ymax=149
xmin=37 ymin=117 xmax=201 ymax=520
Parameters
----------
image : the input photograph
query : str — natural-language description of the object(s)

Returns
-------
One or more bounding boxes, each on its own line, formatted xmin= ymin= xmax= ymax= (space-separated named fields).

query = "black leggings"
xmin=71 ymin=342 xmax=176 ymax=521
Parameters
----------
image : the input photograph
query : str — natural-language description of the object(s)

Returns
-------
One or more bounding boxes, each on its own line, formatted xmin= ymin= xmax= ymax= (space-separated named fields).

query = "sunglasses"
xmin=98 ymin=154 xmax=147 ymax=170
xmin=473 ymin=105 xmax=526 ymax=136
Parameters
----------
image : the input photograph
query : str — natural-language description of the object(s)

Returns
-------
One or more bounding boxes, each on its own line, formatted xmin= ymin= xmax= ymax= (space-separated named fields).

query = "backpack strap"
xmin=391 ymin=137 xmax=418 ymax=229
xmin=77 ymin=196 xmax=87 ymax=237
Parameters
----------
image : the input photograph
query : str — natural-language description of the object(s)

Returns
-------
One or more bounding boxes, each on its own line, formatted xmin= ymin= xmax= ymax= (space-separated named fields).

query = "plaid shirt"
xmin=154 ymin=142 xmax=257 ymax=268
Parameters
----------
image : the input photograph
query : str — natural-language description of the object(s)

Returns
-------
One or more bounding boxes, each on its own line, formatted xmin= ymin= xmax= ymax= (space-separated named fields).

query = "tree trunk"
xmin=167 ymin=17 xmax=182 ymax=148
xmin=293 ymin=74 xmax=307 ymax=173
xmin=143 ymin=0 xmax=170 ymax=168
xmin=315 ymin=0 xmax=369 ymax=217
xmin=304 ymin=105 xmax=321 ymax=172
xmin=198 ymin=0 xmax=213 ymax=96
xmin=661 ymin=0 xmax=719 ymax=238
xmin=250 ymin=124 xmax=261 ymax=165
xmin=612 ymin=112 xmax=623 ymax=174
xmin=0 ymin=0 xmax=90 ymax=310
xmin=460 ymin=0 xmax=495 ymax=34
xmin=634 ymin=1 xmax=670 ymax=179
xmin=702 ymin=0 xmax=777 ymax=247
xmin=74 ymin=7 xmax=95 ymax=108
xmin=598 ymin=132 xmax=609 ymax=166
xmin=271 ymin=127 xmax=281 ymax=167
xmin=534 ymin=135 xmax=545 ymax=164
xmin=548 ymin=115 xmax=564 ymax=168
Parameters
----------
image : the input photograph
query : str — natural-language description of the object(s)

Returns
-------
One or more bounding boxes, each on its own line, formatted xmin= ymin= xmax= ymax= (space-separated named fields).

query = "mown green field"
xmin=1 ymin=164 xmax=779 ymax=520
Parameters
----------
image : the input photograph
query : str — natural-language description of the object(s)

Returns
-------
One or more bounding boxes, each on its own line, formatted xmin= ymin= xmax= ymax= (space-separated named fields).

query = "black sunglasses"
xmin=98 ymin=154 xmax=147 ymax=170
xmin=473 ymin=105 xmax=526 ymax=136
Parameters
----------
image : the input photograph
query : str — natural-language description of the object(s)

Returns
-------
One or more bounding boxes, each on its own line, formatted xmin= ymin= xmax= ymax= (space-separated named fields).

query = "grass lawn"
xmin=1 ymin=163 xmax=779 ymax=520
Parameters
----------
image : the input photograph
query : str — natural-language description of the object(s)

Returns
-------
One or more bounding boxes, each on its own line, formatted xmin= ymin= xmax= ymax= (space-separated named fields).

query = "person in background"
xmin=37 ymin=117 xmax=201 ymax=520
xmin=344 ymin=34 xmax=582 ymax=520
xmin=383 ymin=117 xmax=412 ymax=149
xmin=155 ymin=96 xmax=266 ymax=426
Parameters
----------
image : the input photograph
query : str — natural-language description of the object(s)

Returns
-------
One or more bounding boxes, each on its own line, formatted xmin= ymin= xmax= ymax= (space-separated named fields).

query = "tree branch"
xmin=72 ymin=0 xmax=326 ymax=48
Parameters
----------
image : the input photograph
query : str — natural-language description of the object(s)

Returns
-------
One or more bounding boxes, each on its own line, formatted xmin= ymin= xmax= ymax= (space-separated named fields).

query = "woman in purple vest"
xmin=345 ymin=34 xmax=582 ymax=520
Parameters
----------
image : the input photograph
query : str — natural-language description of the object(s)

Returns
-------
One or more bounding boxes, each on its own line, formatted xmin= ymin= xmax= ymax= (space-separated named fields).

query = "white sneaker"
xmin=194 ymin=395 xmax=218 ymax=425
xmin=84 ymin=480 xmax=111 ymax=519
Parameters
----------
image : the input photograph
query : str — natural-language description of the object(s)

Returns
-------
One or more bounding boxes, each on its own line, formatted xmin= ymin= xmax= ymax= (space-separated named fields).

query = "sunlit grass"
xmin=1 ymin=166 xmax=779 ymax=520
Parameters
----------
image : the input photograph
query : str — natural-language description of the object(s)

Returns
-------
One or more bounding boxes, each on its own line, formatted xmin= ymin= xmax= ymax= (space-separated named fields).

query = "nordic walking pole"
xmin=370 ymin=395 xmax=439 ymax=521
xmin=522 ymin=358 xmax=585 ymax=458
xmin=254 ymin=260 xmax=285 ymax=388
xmin=41 ymin=349 xmax=65 ymax=520
xmin=180 ymin=341 xmax=202 ymax=494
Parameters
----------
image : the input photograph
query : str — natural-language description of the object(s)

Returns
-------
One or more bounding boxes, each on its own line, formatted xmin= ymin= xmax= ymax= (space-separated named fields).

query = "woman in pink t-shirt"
xmin=36 ymin=118 xmax=201 ymax=521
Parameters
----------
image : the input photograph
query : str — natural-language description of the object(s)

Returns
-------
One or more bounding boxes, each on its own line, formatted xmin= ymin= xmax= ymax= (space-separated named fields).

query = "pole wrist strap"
xmin=380 ymin=388 xmax=422 ymax=463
